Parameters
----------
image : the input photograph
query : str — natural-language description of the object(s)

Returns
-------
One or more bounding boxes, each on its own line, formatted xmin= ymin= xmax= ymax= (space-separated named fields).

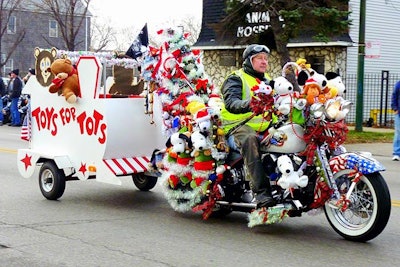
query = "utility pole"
xmin=355 ymin=0 xmax=366 ymax=131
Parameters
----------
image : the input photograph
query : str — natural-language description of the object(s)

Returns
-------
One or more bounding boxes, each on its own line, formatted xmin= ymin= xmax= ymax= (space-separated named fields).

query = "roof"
xmin=194 ymin=0 xmax=353 ymax=50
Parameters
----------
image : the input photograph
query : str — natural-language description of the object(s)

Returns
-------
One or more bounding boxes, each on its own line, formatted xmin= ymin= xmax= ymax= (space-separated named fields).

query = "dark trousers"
xmin=10 ymin=97 xmax=20 ymax=125
xmin=231 ymin=124 xmax=270 ymax=193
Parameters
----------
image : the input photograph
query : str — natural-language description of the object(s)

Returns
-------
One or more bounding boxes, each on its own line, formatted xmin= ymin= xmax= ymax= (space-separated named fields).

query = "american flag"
xmin=20 ymin=111 xmax=31 ymax=142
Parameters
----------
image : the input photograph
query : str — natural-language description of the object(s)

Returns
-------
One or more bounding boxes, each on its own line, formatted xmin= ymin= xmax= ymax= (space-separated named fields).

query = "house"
xmin=193 ymin=0 xmax=400 ymax=125
xmin=0 ymin=0 xmax=91 ymax=78
xmin=193 ymin=0 xmax=353 ymax=90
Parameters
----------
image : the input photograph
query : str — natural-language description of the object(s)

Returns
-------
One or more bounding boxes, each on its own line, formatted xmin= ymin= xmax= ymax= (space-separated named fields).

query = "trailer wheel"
xmin=39 ymin=161 xmax=66 ymax=200
xmin=132 ymin=173 xmax=157 ymax=191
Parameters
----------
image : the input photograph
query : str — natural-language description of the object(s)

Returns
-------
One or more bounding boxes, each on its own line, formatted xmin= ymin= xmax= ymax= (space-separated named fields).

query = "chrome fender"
xmin=329 ymin=151 xmax=385 ymax=174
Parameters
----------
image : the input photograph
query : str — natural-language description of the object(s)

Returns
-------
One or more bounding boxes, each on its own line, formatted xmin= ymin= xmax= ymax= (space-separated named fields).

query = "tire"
xmin=132 ymin=173 xmax=158 ymax=191
xmin=210 ymin=206 xmax=232 ymax=218
xmin=324 ymin=170 xmax=391 ymax=242
xmin=39 ymin=161 xmax=66 ymax=200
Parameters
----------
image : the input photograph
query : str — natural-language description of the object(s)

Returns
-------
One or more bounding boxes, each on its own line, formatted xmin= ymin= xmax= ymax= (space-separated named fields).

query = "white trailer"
xmin=17 ymin=56 xmax=166 ymax=200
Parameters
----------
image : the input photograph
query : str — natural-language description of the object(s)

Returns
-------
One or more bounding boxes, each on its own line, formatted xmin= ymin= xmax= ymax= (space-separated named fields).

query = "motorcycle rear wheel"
xmin=324 ymin=170 xmax=391 ymax=242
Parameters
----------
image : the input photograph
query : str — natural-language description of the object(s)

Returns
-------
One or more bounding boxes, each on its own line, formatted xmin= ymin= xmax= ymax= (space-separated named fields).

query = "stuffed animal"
xmin=190 ymin=130 xmax=215 ymax=190
xmin=163 ymin=132 xmax=193 ymax=181
xmin=207 ymin=93 xmax=224 ymax=120
xmin=193 ymin=108 xmax=212 ymax=133
xmin=326 ymin=71 xmax=346 ymax=100
xmin=109 ymin=65 xmax=144 ymax=96
xmin=270 ymin=76 xmax=306 ymax=115
xmin=48 ymin=58 xmax=80 ymax=103
xmin=301 ymin=71 xmax=329 ymax=105
xmin=276 ymin=155 xmax=308 ymax=189
xmin=324 ymin=72 xmax=352 ymax=121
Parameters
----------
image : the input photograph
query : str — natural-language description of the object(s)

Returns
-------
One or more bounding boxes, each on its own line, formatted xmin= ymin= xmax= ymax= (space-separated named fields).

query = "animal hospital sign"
xmin=236 ymin=11 xmax=283 ymax=37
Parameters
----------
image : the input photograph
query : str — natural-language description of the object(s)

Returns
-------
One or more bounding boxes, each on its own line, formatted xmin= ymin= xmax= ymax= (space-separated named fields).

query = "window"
xmin=7 ymin=16 xmax=16 ymax=34
xmin=1 ymin=54 xmax=13 ymax=77
xmin=49 ymin=20 xmax=58 ymax=37
xmin=306 ymin=56 xmax=325 ymax=74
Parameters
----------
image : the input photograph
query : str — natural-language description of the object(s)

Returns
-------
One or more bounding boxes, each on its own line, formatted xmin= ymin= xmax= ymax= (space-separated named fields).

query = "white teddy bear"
xmin=271 ymin=76 xmax=307 ymax=115
xmin=276 ymin=155 xmax=308 ymax=189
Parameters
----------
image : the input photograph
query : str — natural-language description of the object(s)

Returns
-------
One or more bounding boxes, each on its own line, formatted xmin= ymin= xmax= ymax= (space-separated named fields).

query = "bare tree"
xmin=90 ymin=16 xmax=116 ymax=52
xmin=0 ymin=0 xmax=25 ymax=69
xmin=29 ymin=0 xmax=91 ymax=51
xmin=148 ymin=15 xmax=201 ymax=48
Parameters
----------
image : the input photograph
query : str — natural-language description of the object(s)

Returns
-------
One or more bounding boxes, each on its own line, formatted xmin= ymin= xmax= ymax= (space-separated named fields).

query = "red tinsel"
xmin=192 ymin=181 xmax=222 ymax=220
xmin=309 ymin=179 xmax=333 ymax=209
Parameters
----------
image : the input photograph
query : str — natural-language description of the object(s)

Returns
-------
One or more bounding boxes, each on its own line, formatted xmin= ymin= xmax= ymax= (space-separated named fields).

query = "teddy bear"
xmin=109 ymin=65 xmax=144 ymax=96
xmin=48 ymin=58 xmax=80 ymax=103
xmin=276 ymin=155 xmax=308 ymax=190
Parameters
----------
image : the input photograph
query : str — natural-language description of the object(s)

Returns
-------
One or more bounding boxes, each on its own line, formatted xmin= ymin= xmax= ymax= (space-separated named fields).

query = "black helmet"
xmin=242 ymin=44 xmax=270 ymax=60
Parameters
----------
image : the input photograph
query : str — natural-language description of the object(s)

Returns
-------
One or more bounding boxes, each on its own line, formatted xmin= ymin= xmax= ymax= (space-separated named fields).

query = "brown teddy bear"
xmin=108 ymin=65 xmax=144 ymax=96
xmin=48 ymin=58 xmax=80 ymax=103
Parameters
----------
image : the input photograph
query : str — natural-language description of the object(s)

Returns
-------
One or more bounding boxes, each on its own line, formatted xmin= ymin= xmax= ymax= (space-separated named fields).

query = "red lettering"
xmin=98 ymin=123 xmax=107 ymax=144
xmin=51 ymin=113 xmax=58 ymax=136
xmin=92 ymin=110 xmax=104 ymax=135
xmin=31 ymin=107 xmax=41 ymax=130
xmin=76 ymin=111 xmax=87 ymax=134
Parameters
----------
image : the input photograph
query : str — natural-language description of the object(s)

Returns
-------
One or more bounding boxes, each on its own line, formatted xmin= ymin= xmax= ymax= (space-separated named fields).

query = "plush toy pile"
xmin=141 ymin=29 xmax=352 ymax=224
xmin=141 ymin=27 xmax=230 ymax=216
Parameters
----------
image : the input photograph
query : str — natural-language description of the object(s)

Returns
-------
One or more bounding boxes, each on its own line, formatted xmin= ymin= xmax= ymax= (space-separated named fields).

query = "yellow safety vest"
xmin=221 ymin=69 xmax=275 ymax=133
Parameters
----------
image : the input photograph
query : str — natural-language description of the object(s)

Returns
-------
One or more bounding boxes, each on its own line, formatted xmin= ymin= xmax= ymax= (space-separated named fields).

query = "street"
xmin=1 ymin=126 xmax=400 ymax=267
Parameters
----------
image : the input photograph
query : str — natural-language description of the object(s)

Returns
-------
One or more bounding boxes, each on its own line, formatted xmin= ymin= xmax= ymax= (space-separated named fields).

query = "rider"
xmin=220 ymin=44 xmax=276 ymax=208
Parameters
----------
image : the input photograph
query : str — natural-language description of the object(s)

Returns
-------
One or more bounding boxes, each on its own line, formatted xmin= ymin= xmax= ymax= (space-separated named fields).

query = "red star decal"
xmin=21 ymin=154 xmax=32 ymax=170
xmin=79 ymin=162 xmax=87 ymax=175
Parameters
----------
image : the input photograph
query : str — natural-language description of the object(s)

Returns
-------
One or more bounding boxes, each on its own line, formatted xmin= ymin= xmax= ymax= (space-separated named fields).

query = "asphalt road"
xmin=1 ymin=126 xmax=399 ymax=267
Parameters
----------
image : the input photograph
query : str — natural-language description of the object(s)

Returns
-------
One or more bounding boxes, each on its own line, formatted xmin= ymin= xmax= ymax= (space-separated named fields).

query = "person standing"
xmin=22 ymin=68 xmax=35 ymax=84
xmin=391 ymin=80 xmax=400 ymax=160
xmin=8 ymin=69 xmax=23 ymax=126
xmin=0 ymin=76 xmax=6 ymax=125
xmin=220 ymin=44 xmax=276 ymax=208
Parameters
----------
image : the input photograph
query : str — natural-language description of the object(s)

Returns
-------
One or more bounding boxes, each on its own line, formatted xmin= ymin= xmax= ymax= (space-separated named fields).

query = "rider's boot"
xmin=255 ymin=183 xmax=276 ymax=209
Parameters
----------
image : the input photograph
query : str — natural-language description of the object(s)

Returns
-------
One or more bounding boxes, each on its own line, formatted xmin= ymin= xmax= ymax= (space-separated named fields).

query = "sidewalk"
xmin=347 ymin=126 xmax=394 ymax=133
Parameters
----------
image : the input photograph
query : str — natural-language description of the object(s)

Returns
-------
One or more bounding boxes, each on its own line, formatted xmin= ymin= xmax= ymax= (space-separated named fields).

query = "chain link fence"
xmin=343 ymin=71 xmax=400 ymax=128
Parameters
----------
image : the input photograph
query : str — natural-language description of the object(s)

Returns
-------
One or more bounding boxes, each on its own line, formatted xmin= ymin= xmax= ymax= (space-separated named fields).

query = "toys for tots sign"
xmin=31 ymin=106 xmax=107 ymax=144
xmin=236 ymin=11 xmax=282 ymax=37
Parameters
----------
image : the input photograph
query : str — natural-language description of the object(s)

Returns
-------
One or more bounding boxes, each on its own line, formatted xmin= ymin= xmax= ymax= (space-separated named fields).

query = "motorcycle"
xmin=155 ymin=86 xmax=391 ymax=243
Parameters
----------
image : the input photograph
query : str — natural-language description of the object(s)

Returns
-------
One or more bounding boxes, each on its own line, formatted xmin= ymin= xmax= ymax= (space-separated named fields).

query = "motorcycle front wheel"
xmin=324 ymin=170 xmax=391 ymax=242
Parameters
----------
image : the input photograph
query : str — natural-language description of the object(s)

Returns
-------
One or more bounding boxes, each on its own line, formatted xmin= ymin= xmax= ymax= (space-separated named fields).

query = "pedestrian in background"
xmin=7 ymin=69 xmax=23 ymax=126
xmin=0 ymin=76 xmax=6 ymax=125
xmin=391 ymin=80 xmax=400 ymax=160
xmin=22 ymin=68 xmax=35 ymax=84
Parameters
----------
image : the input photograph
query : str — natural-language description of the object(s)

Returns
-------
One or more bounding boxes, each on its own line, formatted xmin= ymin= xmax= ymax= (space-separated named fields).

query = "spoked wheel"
xmin=132 ymin=173 xmax=158 ymax=191
xmin=39 ymin=161 xmax=66 ymax=200
xmin=324 ymin=170 xmax=391 ymax=242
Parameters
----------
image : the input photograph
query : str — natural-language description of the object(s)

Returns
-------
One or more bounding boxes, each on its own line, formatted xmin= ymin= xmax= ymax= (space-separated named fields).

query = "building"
xmin=193 ymin=0 xmax=400 ymax=125
xmin=0 ymin=0 xmax=91 ymax=78
xmin=193 ymin=0 xmax=353 ymax=90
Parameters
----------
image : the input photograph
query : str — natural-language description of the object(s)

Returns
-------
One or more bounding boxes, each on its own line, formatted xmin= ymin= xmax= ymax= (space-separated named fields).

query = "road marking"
xmin=1 ymin=145 xmax=400 ymax=208
xmin=0 ymin=148 xmax=17 ymax=154
xmin=392 ymin=200 xmax=400 ymax=207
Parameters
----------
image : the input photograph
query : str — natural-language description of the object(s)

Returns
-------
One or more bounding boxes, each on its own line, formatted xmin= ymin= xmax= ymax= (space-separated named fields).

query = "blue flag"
xmin=126 ymin=23 xmax=149 ymax=59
